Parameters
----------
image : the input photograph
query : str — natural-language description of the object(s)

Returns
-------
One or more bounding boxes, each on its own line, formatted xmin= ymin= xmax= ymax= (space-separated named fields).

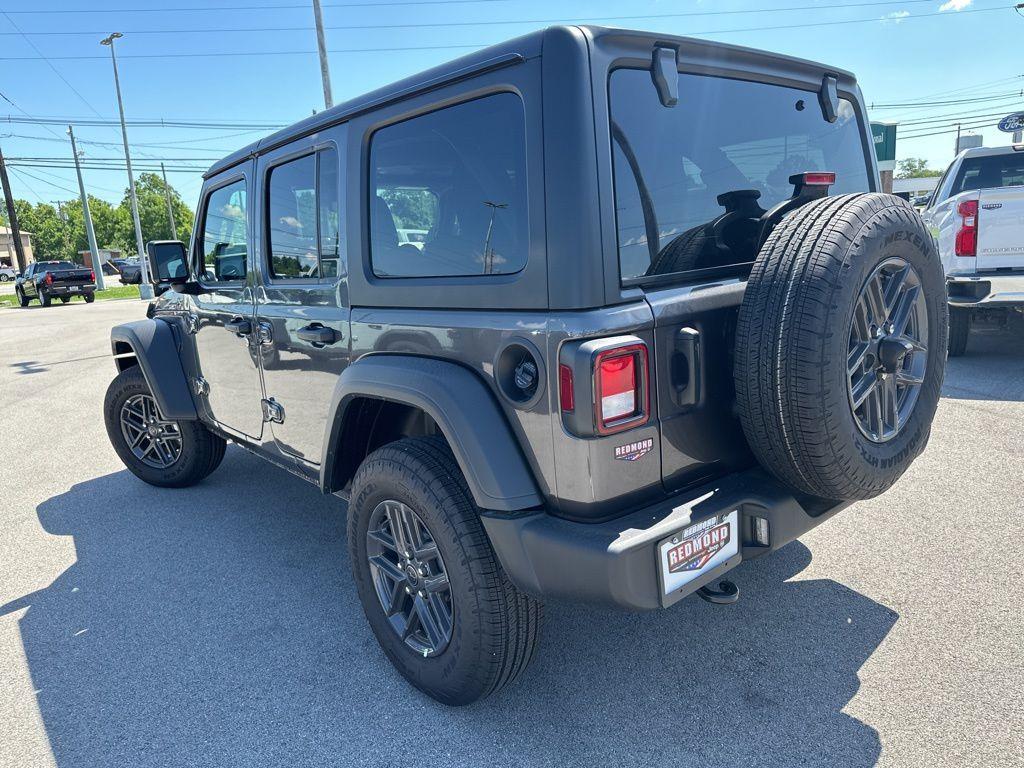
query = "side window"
xmin=267 ymin=154 xmax=317 ymax=279
xmin=199 ymin=179 xmax=248 ymax=282
xmin=369 ymin=93 xmax=529 ymax=278
xmin=265 ymin=147 xmax=341 ymax=280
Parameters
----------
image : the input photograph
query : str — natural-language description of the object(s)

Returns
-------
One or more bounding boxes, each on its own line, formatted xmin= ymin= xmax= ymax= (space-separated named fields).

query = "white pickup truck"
xmin=923 ymin=145 xmax=1024 ymax=355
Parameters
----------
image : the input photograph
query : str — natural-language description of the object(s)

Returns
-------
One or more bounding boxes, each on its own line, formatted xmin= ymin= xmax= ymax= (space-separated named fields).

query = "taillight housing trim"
xmin=954 ymin=198 xmax=979 ymax=258
xmin=558 ymin=334 xmax=652 ymax=438
xmin=593 ymin=343 xmax=650 ymax=435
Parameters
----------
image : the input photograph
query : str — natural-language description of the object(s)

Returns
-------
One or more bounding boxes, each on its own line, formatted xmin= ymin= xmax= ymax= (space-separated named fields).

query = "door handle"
xmin=296 ymin=324 xmax=338 ymax=345
xmin=225 ymin=317 xmax=252 ymax=336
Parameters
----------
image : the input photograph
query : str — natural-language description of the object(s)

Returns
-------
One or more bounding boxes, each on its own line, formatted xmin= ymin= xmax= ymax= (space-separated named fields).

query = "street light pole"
xmin=312 ymin=0 xmax=334 ymax=109
xmin=68 ymin=124 xmax=105 ymax=290
xmin=101 ymin=31 xmax=153 ymax=299
xmin=160 ymin=162 xmax=177 ymax=241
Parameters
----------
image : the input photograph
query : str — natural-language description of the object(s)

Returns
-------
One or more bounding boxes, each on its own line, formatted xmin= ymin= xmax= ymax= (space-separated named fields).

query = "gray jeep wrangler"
xmin=103 ymin=26 xmax=947 ymax=705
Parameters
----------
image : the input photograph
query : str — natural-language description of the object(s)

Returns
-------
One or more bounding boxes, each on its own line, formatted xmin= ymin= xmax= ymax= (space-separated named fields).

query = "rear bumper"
xmin=481 ymin=468 xmax=849 ymax=611
xmin=46 ymin=285 xmax=95 ymax=295
xmin=947 ymin=273 xmax=1024 ymax=307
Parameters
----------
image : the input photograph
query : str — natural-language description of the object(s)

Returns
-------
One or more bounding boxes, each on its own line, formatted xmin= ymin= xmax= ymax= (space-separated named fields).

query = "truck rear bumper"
xmin=480 ymin=468 xmax=850 ymax=611
xmin=947 ymin=273 xmax=1024 ymax=306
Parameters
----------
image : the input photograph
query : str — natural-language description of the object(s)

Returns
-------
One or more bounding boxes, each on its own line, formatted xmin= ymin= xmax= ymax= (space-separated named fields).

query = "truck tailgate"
xmin=977 ymin=188 xmax=1024 ymax=270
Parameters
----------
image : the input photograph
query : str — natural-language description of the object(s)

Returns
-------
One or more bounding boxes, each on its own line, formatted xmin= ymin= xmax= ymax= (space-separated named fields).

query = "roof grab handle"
xmin=818 ymin=74 xmax=839 ymax=123
xmin=651 ymin=46 xmax=679 ymax=108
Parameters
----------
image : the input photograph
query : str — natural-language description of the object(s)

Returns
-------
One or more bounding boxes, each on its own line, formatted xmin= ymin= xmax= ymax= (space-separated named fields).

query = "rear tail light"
xmin=594 ymin=343 xmax=649 ymax=434
xmin=955 ymin=199 xmax=978 ymax=257
xmin=799 ymin=171 xmax=836 ymax=186
xmin=44 ymin=272 xmax=53 ymax=285
xmin=90 ymin=269 xmax=96 ymax=282
xmin=558 ymin=364 xmax=575 ymax=412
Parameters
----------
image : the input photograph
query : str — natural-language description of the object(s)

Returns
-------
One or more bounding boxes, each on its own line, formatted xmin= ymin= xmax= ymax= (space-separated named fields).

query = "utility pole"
xmin=312 ymin=0 xmax=334 ymax=109
xmin=102 ymin=31 xmax=153 ymax=299
xmin=955 ymin=123 xmax=962 ymax=155
xmin=68 ymin=124 xmax=105 ymax=290
xmin=160 ymin=162 xmax=177 ymax=241
xmin=0 ymin=144 xmax=28 ymax=273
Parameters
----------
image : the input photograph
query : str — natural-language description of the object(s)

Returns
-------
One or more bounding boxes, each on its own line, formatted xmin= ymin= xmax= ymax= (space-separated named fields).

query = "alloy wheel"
xmin=366 ymin=500 xmax=453 ymax=657
xmin=847 ymin=257 xmax=928 ymax=443
xmin=119 ymin=393 xmax=183 ymax=468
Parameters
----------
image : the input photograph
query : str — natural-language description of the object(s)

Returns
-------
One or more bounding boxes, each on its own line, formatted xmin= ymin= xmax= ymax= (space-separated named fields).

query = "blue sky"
xmin=0 ymin=0 xmax=1015 ymax=208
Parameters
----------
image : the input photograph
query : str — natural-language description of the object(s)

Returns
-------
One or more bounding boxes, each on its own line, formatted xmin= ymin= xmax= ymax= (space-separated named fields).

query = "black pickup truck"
xmin=15 ymin=261 xmax=96 ymax=307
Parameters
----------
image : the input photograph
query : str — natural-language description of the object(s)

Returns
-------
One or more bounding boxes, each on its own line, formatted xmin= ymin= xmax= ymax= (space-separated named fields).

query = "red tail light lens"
xmin=44 ymin=272 xmax=53 ymax=285
xmin=90 ymin=270 xmax=96 ymax=282
xmin=558 ymin=364 xmax=575 ymax=412
xmin=594 ymin=343 xmax=648 ymax=434
xmin=955 ymin=199 xmax=978 ymax=257
xmin=801 ymin=171 xmax=836 ymax=186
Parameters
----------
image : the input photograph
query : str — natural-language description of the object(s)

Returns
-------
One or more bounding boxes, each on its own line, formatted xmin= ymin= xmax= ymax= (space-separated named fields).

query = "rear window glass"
xmin=610 ymin=69 xmax=871 ymax=283
xmin=948 ymin=154 xmax=1024 ymax=197
xmin=369 ymin=93 xmax=529 ymax=278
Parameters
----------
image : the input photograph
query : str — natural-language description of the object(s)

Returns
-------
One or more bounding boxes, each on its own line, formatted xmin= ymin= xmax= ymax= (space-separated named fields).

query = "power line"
xmin=8 ymin=165 xmax=79 ymax=196
xmin=0 ymin=4 xmax=1007 ymax=60
xmin=0 ymin=0 xmax=942 ymax=36
xmin=1 ymin=115 xmax=284 ymax=130
xmin=0 ymin=0 xmax=511 ymax=13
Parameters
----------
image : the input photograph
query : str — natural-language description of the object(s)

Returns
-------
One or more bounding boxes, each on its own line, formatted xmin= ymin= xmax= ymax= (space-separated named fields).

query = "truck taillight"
xmin=90 ymin=269 xmax=95 ymax=282
xmin=44 ymin=272 xmax=53 ymax=285
xmin=594 ymin=343 xmax=648 ymax=434
xmin=955 ymin=199 xmax=978 ymax=257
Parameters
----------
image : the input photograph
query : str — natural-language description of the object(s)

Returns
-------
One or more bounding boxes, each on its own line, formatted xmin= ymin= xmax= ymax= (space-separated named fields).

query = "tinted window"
xmin=610 ymin=70 xmax=871 ymax=282
xmin=266 ymin=148 xmax=341 ymax=280
xmin=949 ymin=153 xmax=1024 ymax=197
xmin=47 ymin=262 xmax=79 ymax=271
xmin=369 ymin=93 xmax=528 ymax=278
xmin=200 ymin=179 xmax=248 ymax=282
xmin=267 ymin=154 xmax=318 ymax=279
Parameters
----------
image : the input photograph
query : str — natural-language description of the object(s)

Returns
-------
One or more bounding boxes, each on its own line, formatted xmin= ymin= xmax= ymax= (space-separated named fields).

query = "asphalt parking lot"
xmin=1 ymin=300 xmax=1021 ymax=768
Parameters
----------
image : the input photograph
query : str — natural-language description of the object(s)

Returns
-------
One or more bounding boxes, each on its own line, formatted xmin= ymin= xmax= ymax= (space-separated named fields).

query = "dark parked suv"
xmin=103 ymin=26 xmax=947 ymax=705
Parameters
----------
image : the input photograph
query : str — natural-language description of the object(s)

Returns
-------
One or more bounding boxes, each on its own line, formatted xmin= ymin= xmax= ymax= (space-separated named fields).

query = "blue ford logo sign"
xmin=998 ymin=112 xmax=1024 ymax=133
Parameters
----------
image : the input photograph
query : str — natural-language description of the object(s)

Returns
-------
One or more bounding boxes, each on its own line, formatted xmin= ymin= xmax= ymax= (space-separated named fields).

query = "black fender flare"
xmin=320 ymin=355 xmax=542 ymax=512
xmin=110 ymin=319 xmax=198 ymax=421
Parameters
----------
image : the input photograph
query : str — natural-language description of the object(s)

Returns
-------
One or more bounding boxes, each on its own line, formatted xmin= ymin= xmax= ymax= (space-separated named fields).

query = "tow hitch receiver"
xmin=697 ymin=579 xmax=739 ymax=605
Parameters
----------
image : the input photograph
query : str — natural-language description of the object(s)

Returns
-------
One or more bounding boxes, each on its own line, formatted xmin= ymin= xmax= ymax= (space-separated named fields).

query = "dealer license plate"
xmin=658 ymin=510 xmax=739 ymax=596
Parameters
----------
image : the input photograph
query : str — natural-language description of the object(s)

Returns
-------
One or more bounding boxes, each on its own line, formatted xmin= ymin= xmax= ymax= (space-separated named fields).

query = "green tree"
xmin=122 ymin=173 xmax=194 ymax=251
xmin=896 ymin=158 xmax=942 ymax=179
xmin=7 ymin=201 xmax=73 ymax=261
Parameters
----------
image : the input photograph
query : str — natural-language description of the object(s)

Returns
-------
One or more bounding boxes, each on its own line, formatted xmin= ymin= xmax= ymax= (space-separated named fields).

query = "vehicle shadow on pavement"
xmin=2 ymin=450 xmax=897 ymax=768
xmin=941 ymin=321 xmax=1024 ymax=402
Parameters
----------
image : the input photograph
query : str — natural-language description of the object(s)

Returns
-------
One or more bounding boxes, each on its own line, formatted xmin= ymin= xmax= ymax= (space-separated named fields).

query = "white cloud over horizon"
xmin=939 ymin=0 xmax=973 ymax=12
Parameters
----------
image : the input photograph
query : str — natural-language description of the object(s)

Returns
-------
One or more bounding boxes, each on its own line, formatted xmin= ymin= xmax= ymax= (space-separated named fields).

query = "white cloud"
xmin=881 ymin=10 xmax=911 ymax=23
xmin=939 ymin=0 xmax=973 ymax=11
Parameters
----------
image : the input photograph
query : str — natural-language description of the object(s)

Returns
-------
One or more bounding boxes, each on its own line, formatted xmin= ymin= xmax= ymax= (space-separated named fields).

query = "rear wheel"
xmin=347 ymin=436 xmax=541 ymax=705
xmin=735 ymin=193 xmax=947 ymax=501
xmin=104 ymin=366 xmax=226 ymax=487
xmin=16 ymin=287 xmax=29 ymax=308
xmin=948 ymin=306 xmax=970 ymax=357
xmin=38 ymin=290 xmax=51 ymax=307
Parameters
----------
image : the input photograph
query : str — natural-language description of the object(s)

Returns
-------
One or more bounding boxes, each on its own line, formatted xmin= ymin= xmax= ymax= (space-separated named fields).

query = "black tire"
xmin=646 ymin=224 xmax=710 ymax=276
xmin=735 ymin=193 xmax=947 ymax=501
xmin=103 ymin=366 xmax=226 ymax=487
xmin=948 ymin=306 xmax=970 ymax=357
xmin=347 ymin=436 xmax=541 ymax=706
xmin=84 ymin=293 xmax=95 ymax=304
xmin=16 ymin=287 xmax=29 ymax=308
xmin=38 ymin=290 xmax=51 ymax=307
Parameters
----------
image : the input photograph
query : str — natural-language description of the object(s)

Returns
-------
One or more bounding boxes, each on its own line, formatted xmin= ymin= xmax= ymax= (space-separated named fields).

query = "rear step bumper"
xmin=947 ymin=273 xmax=1024 ymax=306
xmin=480 ymin=469 xmax=850 ymax=611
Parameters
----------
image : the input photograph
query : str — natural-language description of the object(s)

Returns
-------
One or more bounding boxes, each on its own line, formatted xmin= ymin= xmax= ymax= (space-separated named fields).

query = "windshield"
xmin=610 ymin=69 xmax=872 ymax=283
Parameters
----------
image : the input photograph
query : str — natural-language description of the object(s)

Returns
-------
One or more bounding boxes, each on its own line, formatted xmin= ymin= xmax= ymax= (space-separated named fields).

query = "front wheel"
xmin=84 ymin=293 xmax=95 ymax=304
xmin=103 ymin=366 xmax=226 ymax=487
xmin=347 ymin=436 xmax=542 ymax=705
xmin=60 ymin=296 xmax=71 ymax=304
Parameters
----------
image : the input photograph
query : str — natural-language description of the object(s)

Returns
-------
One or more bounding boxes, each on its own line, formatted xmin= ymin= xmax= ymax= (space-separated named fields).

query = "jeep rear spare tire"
xmin=735 ymin=193 xmax=947 ymax=501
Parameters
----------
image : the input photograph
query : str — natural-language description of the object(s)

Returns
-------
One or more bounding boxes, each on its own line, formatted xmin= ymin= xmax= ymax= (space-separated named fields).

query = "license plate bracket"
xmin=657 ymin=509 xmax=741 ymax=606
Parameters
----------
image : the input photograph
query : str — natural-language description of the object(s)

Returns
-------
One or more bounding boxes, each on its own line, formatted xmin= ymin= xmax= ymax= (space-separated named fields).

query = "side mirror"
xmin=146 ymin=240 xmax=188 ymax=288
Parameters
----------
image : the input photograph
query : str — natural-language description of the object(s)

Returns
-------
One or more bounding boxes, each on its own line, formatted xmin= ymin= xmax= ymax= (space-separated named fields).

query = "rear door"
xmin=977 ymin=187 xmax=1024 ymax=270
xmin=191 ymin=168 xmax=265 ymax=440
xmin=254 ymin=131 xmax=349 ymax=467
